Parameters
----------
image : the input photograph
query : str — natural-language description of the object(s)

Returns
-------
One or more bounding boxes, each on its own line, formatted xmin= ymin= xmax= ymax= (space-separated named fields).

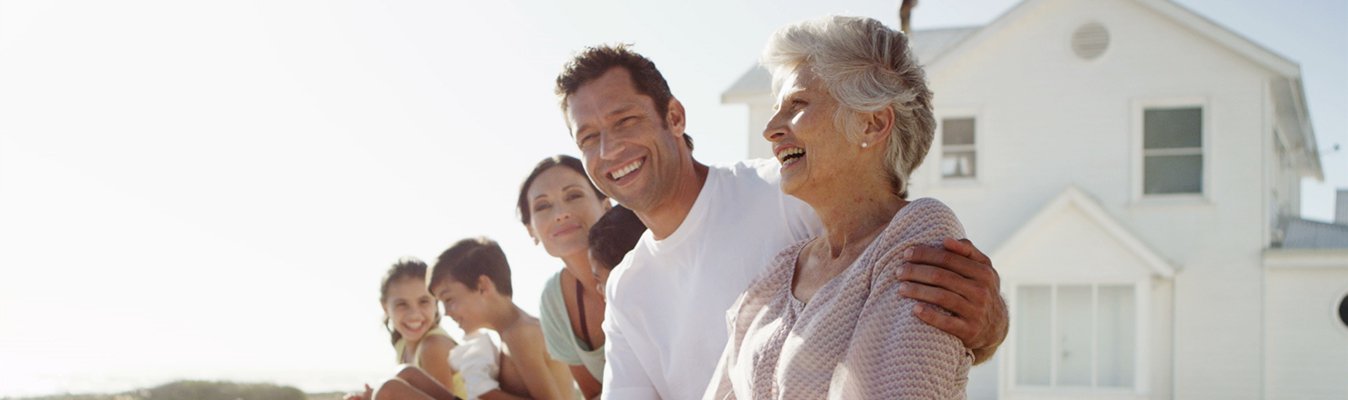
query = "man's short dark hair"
xmin=556 ymin=43 xmax=674 ymax=119
xmin=555 ymin=43 xmax=693 ymax=151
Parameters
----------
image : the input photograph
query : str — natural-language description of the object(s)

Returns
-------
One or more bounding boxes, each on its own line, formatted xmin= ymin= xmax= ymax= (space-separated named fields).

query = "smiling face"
xmin=566 ymin=67 xmax=686 ymax=214
xmin=382 ymin=276 xmax=438 ymax=343
xmin=430 ymin=277 xmax=489 ymax=331
xmin=763 ymin=66 xmax=861 ymax=200
xmin=526 ymin=166 xmax=610 ymax=259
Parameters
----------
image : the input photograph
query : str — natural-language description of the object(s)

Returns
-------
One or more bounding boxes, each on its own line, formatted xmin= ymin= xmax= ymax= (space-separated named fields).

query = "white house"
xmin=721 ymin=0 xmax=1348 ymax=399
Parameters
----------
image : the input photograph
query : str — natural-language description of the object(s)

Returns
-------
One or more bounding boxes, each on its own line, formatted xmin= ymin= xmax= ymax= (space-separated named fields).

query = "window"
xmin=1015 ymin=284 xmax=1136 ymax=389
xmin=941 ymin=117 xmax=976 ymax=178
xmin=1142 ymin=107 xmax=1202 ymax=195
xmin=1338 ymin=294 xmax=1348 ymax=330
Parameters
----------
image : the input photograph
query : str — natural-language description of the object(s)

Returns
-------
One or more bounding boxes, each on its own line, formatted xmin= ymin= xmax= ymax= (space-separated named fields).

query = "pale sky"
xmin=0 ymin=0 xmax=1343 ymax=396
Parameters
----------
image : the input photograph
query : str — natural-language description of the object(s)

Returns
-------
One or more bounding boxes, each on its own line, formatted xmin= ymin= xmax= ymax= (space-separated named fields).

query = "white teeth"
xmin=775 ymin=148 xmax=805 ymax=164
xmin=610 ymin=159 xmax=643 ymax=180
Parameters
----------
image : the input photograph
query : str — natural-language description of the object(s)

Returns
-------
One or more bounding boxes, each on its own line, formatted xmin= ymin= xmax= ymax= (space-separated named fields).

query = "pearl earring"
xmin=861 ymin=142 xmax=869 ymax=149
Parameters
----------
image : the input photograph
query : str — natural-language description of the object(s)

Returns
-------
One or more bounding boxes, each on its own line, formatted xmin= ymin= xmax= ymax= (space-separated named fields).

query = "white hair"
xmin=761 ymin=15 xmax=935 ymax=199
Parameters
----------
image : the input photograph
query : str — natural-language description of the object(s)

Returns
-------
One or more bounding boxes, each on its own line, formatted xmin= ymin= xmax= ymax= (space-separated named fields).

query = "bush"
xmin=12 ymin=380 xmax=311 ymax=400
xmin=141 ymin=380 xmax=306 ymax=400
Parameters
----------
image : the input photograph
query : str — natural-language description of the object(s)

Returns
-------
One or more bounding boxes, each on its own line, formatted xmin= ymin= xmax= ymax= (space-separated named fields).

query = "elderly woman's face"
xmin=763 ymin=67 xmax=854 ymax=198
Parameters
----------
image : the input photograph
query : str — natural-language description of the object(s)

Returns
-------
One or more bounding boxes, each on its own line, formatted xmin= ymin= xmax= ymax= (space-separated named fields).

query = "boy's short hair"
xmin=587 ymin=205 xmax=647 ymax=270
xmin=429 ymin=237 xmax=513 ymax=296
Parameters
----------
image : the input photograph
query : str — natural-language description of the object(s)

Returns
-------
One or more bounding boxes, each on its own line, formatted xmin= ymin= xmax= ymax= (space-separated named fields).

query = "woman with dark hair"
xmin=516 ymin=155 xmax=615 ymax=399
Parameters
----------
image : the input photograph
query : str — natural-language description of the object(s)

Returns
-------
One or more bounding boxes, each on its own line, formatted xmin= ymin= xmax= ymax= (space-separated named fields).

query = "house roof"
xmin=932 ymin=0 xmax=1321 ymax=180
xmin=1271 ymin=77 xmax=1324 ymax=180
xmin=719 ymin=0 xmax=1323 ymax=179
xmin=720 ymin=26 xmax=979 ymax=104
xmin=1281 ymin=217 xmax=1348 ymax=249
xmin=923 ymin=0 xmax=1300 ymax=75
xmin=993 ymin=186 xmax=1177 ymax=279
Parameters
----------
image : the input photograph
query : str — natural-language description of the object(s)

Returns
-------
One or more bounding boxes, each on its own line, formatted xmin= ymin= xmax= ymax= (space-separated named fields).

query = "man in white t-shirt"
xmin=554 ymin=44 xmax=1008 ymax=399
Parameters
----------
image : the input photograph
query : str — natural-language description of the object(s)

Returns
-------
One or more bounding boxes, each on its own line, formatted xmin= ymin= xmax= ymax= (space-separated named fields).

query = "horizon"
xmin=1 ymin=0 xmax=1344 ymax=397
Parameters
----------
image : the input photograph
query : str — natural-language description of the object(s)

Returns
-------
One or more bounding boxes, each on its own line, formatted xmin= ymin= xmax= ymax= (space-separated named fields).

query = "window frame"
xmin=1131 ymin=97 xmax=1211 ymax=203
xmin=1004 ymin=279 xmax=1152 ymax=397
xmin=1335 ymin=286 xmax=1348 ymax=338
xmin=936 ymin=108 xmax=982 ymax=185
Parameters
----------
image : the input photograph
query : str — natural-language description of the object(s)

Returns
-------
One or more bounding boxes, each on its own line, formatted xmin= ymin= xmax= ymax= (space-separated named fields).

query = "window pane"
xmin=1339 ymin=294 xmax=1348 ymax=329
xmin=1097 ymin=285 xmax=1135 ymax=387
xmin=1016 ymin=285 xmax=1052 ymax=386
xmin=1144 ymin=107 xmax=1201 ymax=149
xmin=1056 ymin=285 xmax=1093 ymax=386
xmin=942 ymin=150 xmax=976 ymax=178
xmin=943 ymin=118 xmax=975 ymax=146
xmin=1144 ymin=154 xmax=1202 ymax=194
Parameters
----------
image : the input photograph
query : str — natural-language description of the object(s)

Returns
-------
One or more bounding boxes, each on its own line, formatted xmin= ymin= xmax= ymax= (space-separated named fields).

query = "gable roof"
xmin=925 ymin=0 xmax=1298 ymax=76
xmin=720 ymin=0 xmax=1323 ymax=180
xmin=922 ymin=0 xmax=1321 ymax=180
xmin=993 ymin=186 xmax=1177 ymax=278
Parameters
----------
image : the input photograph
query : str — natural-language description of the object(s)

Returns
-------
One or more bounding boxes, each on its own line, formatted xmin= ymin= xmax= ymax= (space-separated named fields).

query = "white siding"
xmin=721 ymin=0 xmax=1337 ymax=399
xmin=910 ymin=0 xmax=1284 ymax=398
xmin=1263 ymin=266 xmax=1348 ymax=399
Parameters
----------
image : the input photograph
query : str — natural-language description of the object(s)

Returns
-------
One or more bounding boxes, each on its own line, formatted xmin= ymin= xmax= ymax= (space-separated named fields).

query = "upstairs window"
xmin=1142 ymin=107 xmax=1203 ymax=195
xmin=941 ymin=117 xmax=976 ymax=179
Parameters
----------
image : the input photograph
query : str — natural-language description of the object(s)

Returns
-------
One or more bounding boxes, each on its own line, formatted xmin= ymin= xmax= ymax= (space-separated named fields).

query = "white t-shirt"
xmin=600 ymin=159 xmax=821 ymax=400
xmin=451 ymin=328 xmax=502 ymax=400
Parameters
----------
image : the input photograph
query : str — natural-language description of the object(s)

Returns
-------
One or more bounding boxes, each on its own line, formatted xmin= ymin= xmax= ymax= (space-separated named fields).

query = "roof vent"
xmin=1071 ymin=22 xmax=1110 ymax=60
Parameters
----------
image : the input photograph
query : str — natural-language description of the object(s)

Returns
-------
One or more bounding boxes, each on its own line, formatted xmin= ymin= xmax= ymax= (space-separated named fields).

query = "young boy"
xmin=586 ymin=205 xmax=647 ymax=301
xmin=428 ymin=237 xmax=575 ymax=400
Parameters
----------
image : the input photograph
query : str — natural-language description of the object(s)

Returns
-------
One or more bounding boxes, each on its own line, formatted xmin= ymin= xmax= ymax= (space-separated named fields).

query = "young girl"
xmin=350 ymin=258 xmax=468 ymax=400
xmin=429 ymin=237 xmax=575 ymax=400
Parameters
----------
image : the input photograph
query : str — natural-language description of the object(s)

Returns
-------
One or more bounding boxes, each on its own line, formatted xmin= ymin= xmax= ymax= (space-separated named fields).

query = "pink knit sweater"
xmin=704 ymin=198 xmax=973 ymax=400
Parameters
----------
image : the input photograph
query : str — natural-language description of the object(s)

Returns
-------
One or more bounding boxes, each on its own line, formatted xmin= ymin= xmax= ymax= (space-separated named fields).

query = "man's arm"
xmin=895 ymin=238 xmax=1008 ymax=364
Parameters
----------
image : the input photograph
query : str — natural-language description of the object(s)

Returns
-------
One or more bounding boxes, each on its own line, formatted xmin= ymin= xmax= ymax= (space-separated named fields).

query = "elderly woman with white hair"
xmin=704 ymin=16 xmax=972 ymax=399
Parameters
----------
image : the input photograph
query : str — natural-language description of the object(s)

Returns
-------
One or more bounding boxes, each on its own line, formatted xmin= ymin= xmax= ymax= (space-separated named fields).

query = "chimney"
xmin=900 ymin=0 xmax=918 ymax=33
xmin=1337 ymin=189 xmax=1348 ymax=225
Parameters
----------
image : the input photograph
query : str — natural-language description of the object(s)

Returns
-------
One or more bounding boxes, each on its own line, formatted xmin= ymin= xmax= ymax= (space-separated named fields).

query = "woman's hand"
xmin=895 ymin=238 xmax=1008 ymax=364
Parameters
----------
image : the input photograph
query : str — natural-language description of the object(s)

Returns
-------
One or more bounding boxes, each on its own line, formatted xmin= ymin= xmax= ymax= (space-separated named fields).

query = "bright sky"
xmin=0 ymin=0 xmax=1343 ymax=396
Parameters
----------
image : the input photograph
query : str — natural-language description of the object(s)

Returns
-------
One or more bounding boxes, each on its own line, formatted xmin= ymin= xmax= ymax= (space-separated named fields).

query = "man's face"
xmin=565 ymin=67 xmax=684 ymax=213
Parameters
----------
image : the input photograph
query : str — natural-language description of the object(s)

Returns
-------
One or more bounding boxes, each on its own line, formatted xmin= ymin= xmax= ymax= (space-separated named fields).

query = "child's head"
xmin=380 ymin=257 xmax=440 ymax=346
xmin=428 ymin=237 xmax=514 ymax=330
xmin=587 ymin=205 xmax=646 ymax=299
